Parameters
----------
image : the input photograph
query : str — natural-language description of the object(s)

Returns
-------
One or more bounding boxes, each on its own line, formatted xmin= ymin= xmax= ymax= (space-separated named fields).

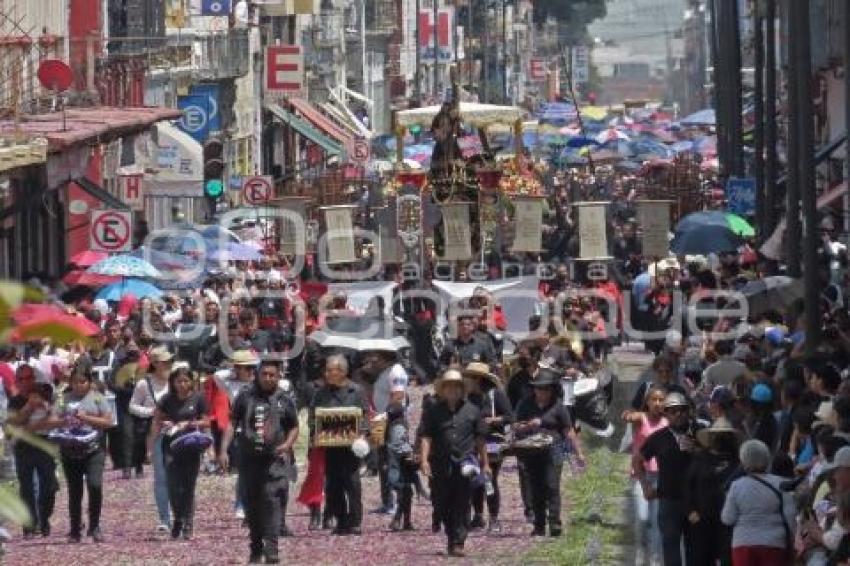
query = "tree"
xmin=532 ymin=0 xmax=607 ymax=33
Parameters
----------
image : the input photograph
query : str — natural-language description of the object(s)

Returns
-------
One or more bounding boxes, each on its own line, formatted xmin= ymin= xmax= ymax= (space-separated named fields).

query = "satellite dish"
xmin=37 ymin=59 xmax=73 ymax=92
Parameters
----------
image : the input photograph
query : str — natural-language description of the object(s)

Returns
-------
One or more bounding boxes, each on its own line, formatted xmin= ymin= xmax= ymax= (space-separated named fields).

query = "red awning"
xmin=288 ymin=98 xmax=353 ymax=148
xmin=0 ymin=106 xmax=182 ymax=152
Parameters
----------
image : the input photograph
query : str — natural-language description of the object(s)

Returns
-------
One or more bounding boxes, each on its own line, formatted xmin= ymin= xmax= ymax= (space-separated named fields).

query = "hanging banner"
xmin=324 ymin=206 xmax=356 ymax=264
xmin=637 ymin=200 xmax=672 ymax=258
xmin=440 ymin=202 xmax=473 ymax=261
xmin=278 ymin=197 xmax=309 ymax=256
xmin=512 ymin=197 xmax=544 ymax=252
xmin=576 ymin=201 xmax=609 ymax=259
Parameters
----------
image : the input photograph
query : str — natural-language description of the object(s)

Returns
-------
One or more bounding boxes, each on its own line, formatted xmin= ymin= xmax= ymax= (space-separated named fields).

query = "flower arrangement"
xmin=498 ymin=159 xmax=543 ymax=196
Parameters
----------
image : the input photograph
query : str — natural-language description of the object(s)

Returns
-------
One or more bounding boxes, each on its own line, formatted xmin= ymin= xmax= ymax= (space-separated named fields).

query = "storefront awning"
xmin=265 ymin=103 xmax=343 ymax=157
xmin=74 ymin=176 xmax=131 ymax=210
xmin=329 ymin=87 xmax=373 ymax=139
xmin=321 ymin=103 xmax=362 ymax=137
xmin=3 ymin=106 xmax=182 ymax=152
xmin=286 ymin=98 xmax=353 ymax=147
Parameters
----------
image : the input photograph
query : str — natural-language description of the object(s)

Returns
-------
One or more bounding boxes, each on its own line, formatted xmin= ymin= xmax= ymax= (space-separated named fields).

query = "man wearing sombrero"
xmin=420 ymin=369 xmax=490 ymax=557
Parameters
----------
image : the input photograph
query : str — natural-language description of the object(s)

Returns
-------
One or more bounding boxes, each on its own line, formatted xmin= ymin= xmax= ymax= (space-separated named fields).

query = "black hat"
xmin=531 ymin=367 xmax=561 ymax=388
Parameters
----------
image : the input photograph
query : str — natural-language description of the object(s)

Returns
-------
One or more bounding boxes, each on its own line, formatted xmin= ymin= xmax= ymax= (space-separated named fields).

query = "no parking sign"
xmin=90 ymin=210 xmax=132 ymax=253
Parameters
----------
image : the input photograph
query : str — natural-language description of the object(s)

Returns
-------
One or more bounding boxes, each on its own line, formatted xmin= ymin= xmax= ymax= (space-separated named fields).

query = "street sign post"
xmin=265 ymin=45 xmax=305 ymax=99
xmin=242 ymin=175 xmax=273 ymax=206
xmin=90 ymin=210 xmax=132 ymax=253
xmin=726 ymin=177 xmax=756 ymax=216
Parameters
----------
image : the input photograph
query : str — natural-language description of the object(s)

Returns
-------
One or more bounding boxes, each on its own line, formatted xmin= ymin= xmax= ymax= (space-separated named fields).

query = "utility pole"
xmin=764 ymin=0 xmax=777 ymax=236
xmin=845 ymin=0 xmax=850 ymax=228
xmin=361 ymin=0 xmax=367 ymax=113
xmin=415 ymin=0 xmax=421 ymax=106
xmin=753 ymin=0 xmax=765 ymax=237
xmin=784 ymin=0 xmax=801 ymax=278
xmin=501 ymin=0 xmax=507 ymax=103
xmin=729 ymin=0 xmax=743 ymax=177
xmin=467 ymin=0 xmax=473 ymax=97
xmin=433 ymin=0 xmax=439 ymax=98
xmin=791 ymin=0 xmax=820 ymax=354
xmin=708 ymin=0 xmax=726 ymax=173
xmin=483 ymin=3 xmax=489 ymax=103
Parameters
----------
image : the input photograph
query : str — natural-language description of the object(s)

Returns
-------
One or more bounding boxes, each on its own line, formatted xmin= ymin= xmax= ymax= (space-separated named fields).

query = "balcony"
xmin=191 ymin=28 xmax=251 ymax=81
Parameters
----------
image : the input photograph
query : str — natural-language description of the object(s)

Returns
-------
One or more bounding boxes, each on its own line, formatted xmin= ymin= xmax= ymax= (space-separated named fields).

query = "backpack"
xmin=240 ymin=389 xmax=291 ymax=455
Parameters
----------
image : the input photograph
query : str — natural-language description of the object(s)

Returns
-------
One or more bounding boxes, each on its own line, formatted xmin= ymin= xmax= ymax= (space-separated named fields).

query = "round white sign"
xmin=69 ymin=199 xmax=89 ymax=215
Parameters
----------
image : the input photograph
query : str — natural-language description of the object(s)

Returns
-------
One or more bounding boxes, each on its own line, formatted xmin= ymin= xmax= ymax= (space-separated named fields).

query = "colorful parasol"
xmin=87 ymin=255 xmax=162 ymax=278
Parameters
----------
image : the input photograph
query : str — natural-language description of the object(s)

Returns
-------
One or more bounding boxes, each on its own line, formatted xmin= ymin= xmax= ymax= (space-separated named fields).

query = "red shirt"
xmin=0 ymin=362 xmax=15 ymax=396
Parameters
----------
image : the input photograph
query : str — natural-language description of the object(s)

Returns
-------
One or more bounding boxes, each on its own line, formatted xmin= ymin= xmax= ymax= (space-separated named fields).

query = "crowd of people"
xmin=0 ymin=259 xmax=613 ymax=563
xmin=1 ymin=153 xmax=849 ymax=566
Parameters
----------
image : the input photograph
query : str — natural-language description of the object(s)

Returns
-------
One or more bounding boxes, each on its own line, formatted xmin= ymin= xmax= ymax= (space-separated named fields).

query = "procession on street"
xmin=1 ymin=1 xmax=850 ymax=566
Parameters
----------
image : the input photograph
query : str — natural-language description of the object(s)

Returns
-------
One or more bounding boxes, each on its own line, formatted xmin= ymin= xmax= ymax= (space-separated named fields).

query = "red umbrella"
xmin=69 ymin=250 xmax=108 ymax=267
xmin=10 ymin=308 xmax=101 ymax=343
xmin=62 ymin=270 xmax=121 ymax=287
xmin=13 ymin=304 xmax=60 ymax=326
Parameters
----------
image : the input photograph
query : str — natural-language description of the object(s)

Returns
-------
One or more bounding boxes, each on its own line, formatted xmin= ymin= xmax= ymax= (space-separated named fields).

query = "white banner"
xmin=577 ymin=202 xmax=609 ymax=259
xmin=512 ymin=197 xmax=544 ymax=252
xmin=637 ymin=200 xmax=671 ymax=258
xmin=324 ymin=206 xmax=356 ymax=264
xmin=278 ymin=197 xmax=308 ymax=256
xmin=440 ymin=202 xmax=473 ymax=261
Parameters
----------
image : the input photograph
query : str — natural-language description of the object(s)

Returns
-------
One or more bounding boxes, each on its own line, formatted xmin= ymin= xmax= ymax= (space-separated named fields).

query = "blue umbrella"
xmin=670 ymin=211 xmax=744 ymax=255
xmin=537 ymin=102 xmax=577 ymax=124
xmin=629 ymin=139 xmax=675 ymax=160
xmin=129 ymin=247 xmax=193 ymax=270
xmin=671 ymin=140 xmax=695 ymax=153
xmin=96 ymin=279 xmax=163 ymax=302
xmin=680 ymin=108 xmax=716 ymax=127
xmin=88 ymin=255 xmax=162 ymax=278
xmin=208 ymin=242 xmax=263 ymax=262
xmin=566 ymin=136 xmax=600 ymax=149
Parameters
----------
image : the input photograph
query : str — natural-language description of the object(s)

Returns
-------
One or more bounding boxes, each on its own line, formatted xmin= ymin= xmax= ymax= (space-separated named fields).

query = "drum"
xmin=169 ymin=429 xmax=214 ymax=456
xmin=510 ymin=432 xmax=555 ymax=456
xmin=369 ymin=413 xmax=387 ymax=447
xmin=314 ymin=407 xmax=363 ymax=448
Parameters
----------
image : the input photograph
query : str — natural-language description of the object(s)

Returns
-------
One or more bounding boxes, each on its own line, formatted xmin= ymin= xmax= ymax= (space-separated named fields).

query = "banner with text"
xmin=511 ymin=197 xmax=544 ymax=252
xmin=324 ymin=206 xmax=356 ymax=264
xmin=278 ymin=197 xmax=309 ymax=257
xmin=440 ymin=202 xmax=473 ymax=261
xmin=577 ymin=202 xmax=609 ymax=259
xmin=637 ymin=200 xmax=671 ymax=258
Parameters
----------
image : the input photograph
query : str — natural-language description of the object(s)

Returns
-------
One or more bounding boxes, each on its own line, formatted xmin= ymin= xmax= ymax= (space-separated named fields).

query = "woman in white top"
xmin=129 ymin=346 xmax=172 ymax=532
xmin=721 ymin=439 xmax=795 ymax=565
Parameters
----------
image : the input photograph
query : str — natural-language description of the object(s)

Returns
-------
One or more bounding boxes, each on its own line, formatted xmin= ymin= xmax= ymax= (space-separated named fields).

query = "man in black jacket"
xmin=309 ymin=354 xmax=370 ymax=535
xmin=220 ymin=359 xmax=299 ymax=564
xmin=420 ymin=369 xmax=490 ymax=557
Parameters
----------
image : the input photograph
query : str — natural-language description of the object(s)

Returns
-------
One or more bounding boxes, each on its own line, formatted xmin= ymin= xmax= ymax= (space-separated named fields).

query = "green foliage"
xmin=532 ymin=0 xmax=608 ymax=33
xmin=525 ymin=446 xmax=632 ymax=566
xmin=0 ymin=483 xmax=31 ymax=527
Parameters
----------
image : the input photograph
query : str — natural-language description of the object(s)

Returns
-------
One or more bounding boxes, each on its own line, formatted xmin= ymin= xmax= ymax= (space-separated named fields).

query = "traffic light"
xmin=203 ymin=137 xmax=225 ymax=200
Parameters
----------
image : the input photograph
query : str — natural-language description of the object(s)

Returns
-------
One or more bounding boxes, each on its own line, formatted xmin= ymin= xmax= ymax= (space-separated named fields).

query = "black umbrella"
xmin=740 ymin=276 xmax=804 ymax=317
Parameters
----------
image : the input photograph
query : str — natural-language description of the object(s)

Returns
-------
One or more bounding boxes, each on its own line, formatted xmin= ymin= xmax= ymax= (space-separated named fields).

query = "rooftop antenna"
xmin=36 ymin=59 xmax=73 ymax=131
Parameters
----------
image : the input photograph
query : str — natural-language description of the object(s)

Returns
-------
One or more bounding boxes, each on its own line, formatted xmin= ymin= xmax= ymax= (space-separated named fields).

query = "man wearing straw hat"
xmin=420 ymin=369 xmax=490 ymax=558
